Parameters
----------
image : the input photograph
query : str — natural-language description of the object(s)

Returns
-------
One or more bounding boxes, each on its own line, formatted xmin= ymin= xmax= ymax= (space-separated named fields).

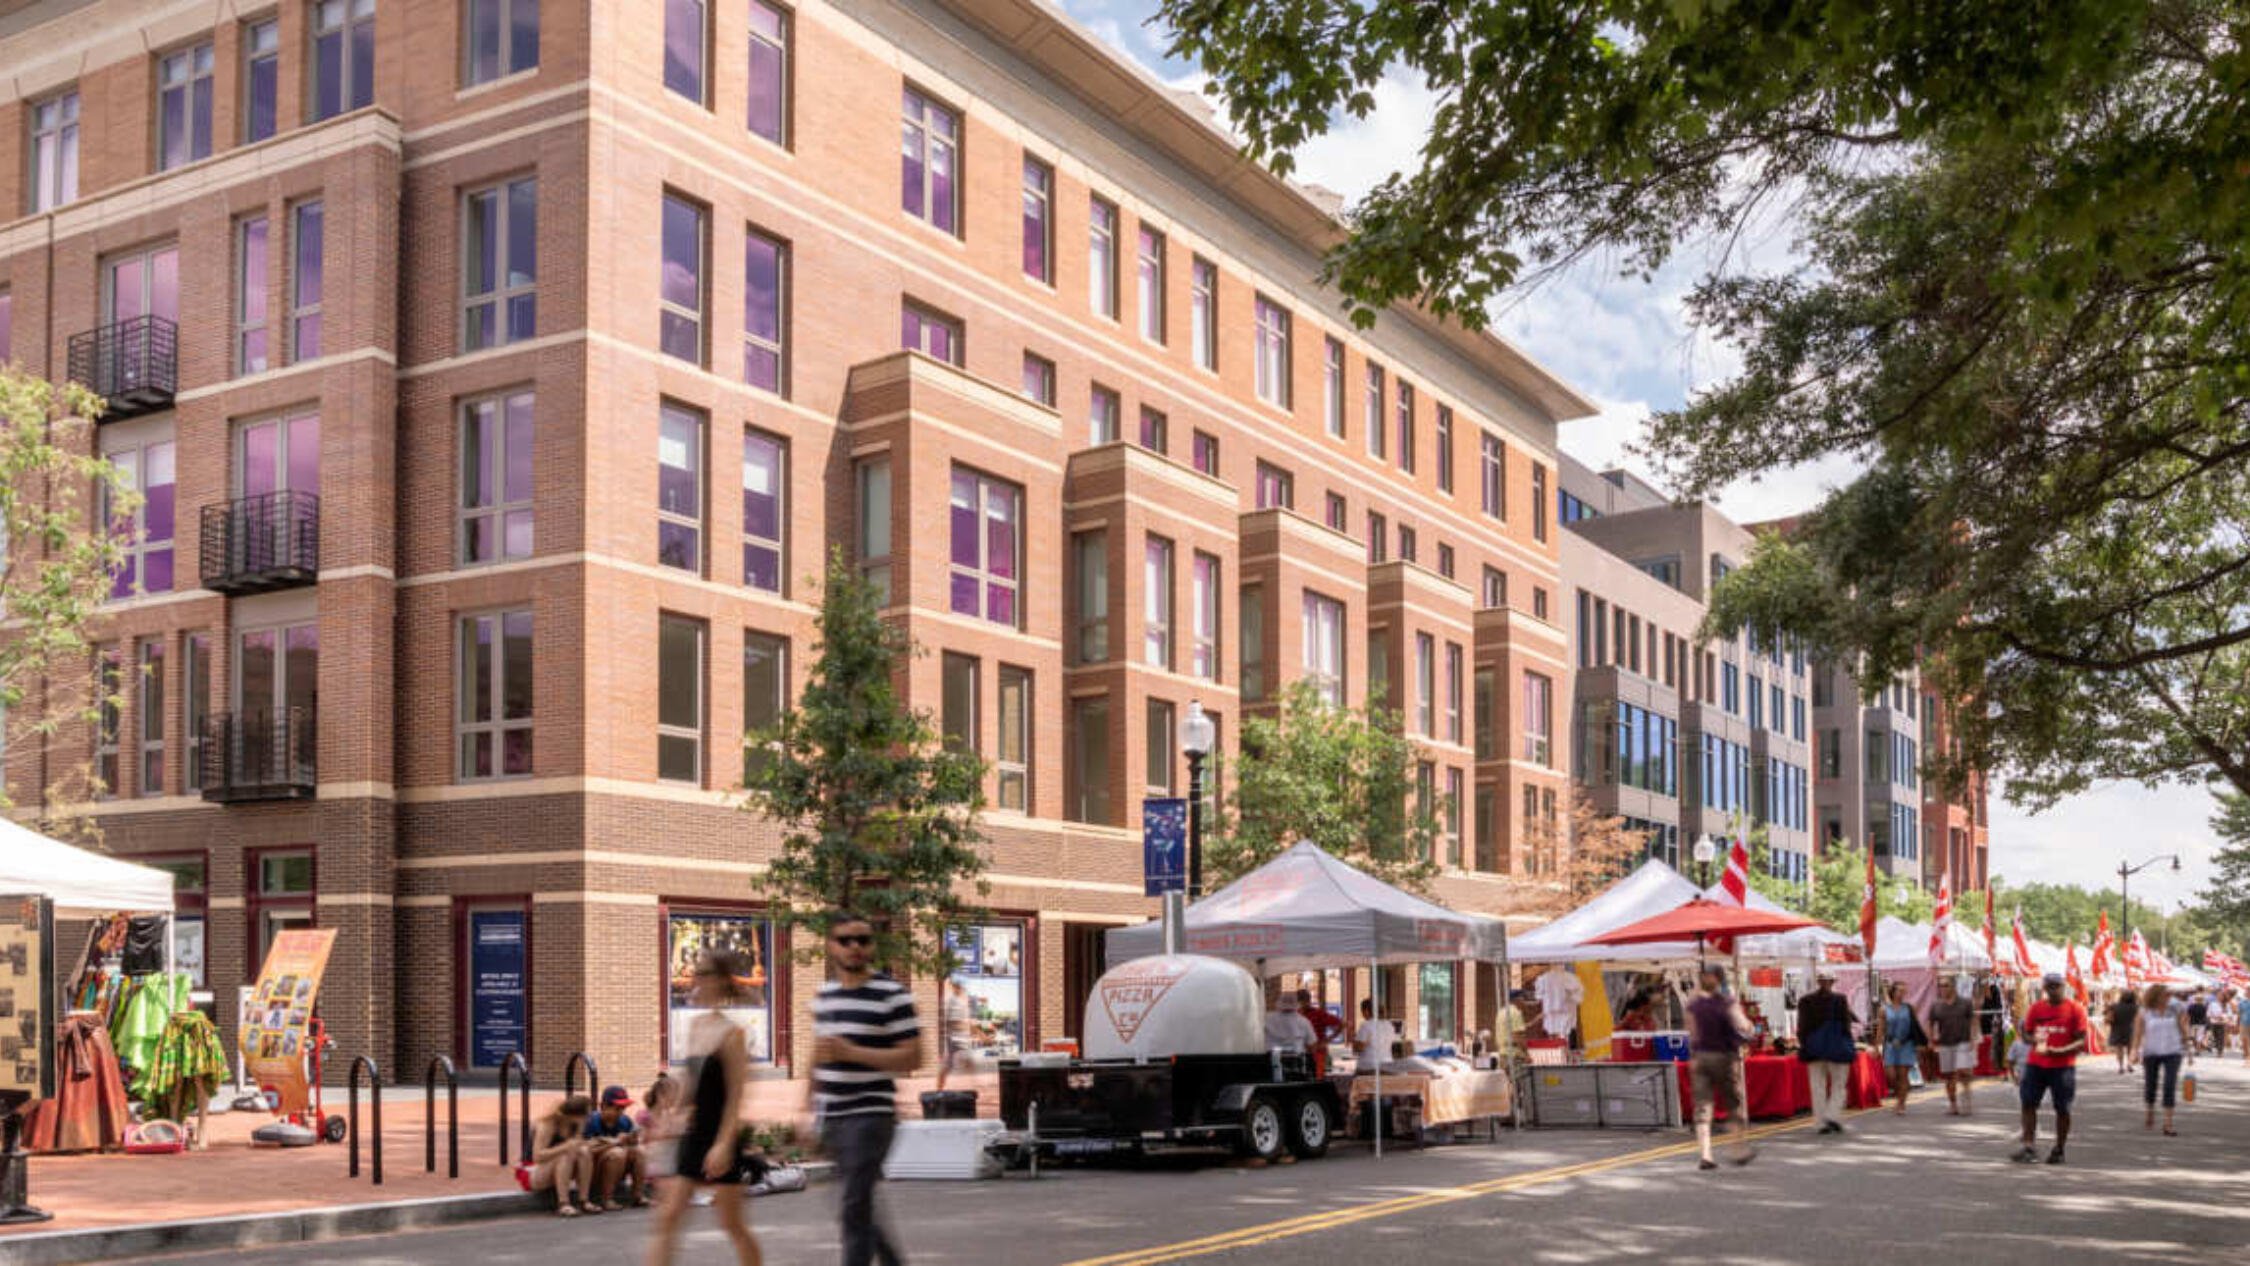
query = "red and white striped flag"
xmin=2091 ymin=913 xmax=2114 ymax=979
xmin=1927 ymin=872 xmax=1953 ymax=966
xmin=1719 ymin=836 xmax=1751 ymax=906
xmin=1983 ymin=886 xmax=1997 ymax=967
xmin=2124 ymin=931 xmax=2153 ymax=985
xmin=2065 ymin=941 xmax=2088 ymax=1004
xmin=2010 ymin=908 xmax=2037 ymax=977
xmin=1858 ymin=849 xmax=1881 ymax=962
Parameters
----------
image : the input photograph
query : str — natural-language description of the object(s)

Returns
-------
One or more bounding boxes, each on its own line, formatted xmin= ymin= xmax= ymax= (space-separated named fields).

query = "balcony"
xmin=200 ymin=491 xmax=321 ymax=594
xmin=67 ymin=316 xmax=179 ymax=419
xmin=200 ymin=708 xmax=317 ymax=803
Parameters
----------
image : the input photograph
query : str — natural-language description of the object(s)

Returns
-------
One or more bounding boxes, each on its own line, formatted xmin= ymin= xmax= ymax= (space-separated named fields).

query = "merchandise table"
xmin=1347 ymin=1069 xmax=1513 ymax=1128
xmin=1670 ymin=1051 xmax=1887 ymax=1121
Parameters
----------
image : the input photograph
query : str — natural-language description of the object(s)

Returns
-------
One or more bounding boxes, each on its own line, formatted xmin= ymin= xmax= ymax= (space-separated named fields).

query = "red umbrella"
xmin=1584 ymin=898 xmax=1820 ymax=960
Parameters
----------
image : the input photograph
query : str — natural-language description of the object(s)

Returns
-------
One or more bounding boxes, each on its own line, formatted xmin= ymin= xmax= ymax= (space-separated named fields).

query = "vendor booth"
xmin=1105 ymin=842 xmax=1511 ymax=1154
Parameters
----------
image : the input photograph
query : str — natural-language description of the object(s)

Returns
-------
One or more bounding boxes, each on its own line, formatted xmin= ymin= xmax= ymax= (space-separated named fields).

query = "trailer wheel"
xmin=1238 ymin=1095 xmax=1286 ymax=1161
xmin=1286 ymin=1096 xmax=1332 ymax=1159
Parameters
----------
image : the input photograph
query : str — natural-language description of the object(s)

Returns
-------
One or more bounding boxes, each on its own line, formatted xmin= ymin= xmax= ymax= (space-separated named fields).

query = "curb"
xmin=0 ymin=1163 xmax=836 ymax=1266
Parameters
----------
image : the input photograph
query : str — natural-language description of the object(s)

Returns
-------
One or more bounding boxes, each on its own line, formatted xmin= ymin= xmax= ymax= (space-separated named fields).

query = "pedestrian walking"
xmin=646 ymin=947 xmax=762 ymax=1266
xmin=2105 ymin=988 xmax=2139 ymax=1074
xmin=1686 ymin=966 xmax=1755 ymax=1170
xmin=813 ymin=913 xmax=921 ymax=1266
xmin=2184 ymin=993 xmax=2209 ymax=1054
xmin=2131 ymin=983 xmax=2191 ymax=1137
xmin=1794 ymin=968 xmax=1858 ymax=1134
xmin=935 ymin=979 xmax=971 ymax=1092
xmin=2237 ymin=990 xmax=2250 ymax=1062
xmin=2013 ymin=972 xmax=2089 ymax=1165
xmin=1879 ymin=981 xmax=1926 ymax=1115
xmin=1926 ymin=977 xmax=1978 ymax=1116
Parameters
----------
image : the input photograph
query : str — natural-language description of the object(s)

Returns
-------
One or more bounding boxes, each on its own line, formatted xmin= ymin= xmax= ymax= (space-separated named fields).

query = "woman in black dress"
xmin=2107 ymin=988 xmax=2140 ymax=1073
xmin=646 ymin=948 xmax=760 ymax=1266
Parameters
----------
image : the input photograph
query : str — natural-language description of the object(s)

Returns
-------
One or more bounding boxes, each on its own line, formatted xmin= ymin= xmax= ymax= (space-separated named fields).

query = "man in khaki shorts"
xmin=1926 ymin=976 xmax=1979 ymax=1115
xmin=1686 ymin=966 xmax=1756 ymax=1170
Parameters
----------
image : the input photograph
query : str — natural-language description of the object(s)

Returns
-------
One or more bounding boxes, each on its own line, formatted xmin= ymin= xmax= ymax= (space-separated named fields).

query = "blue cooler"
xmin=1651 ymin=1031 xmax=1691 ymax=1062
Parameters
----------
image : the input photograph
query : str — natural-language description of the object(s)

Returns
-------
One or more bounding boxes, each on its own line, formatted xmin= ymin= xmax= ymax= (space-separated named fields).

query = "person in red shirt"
xmin=2015 ymin=972 xmax=2090 ymax=1165
xmin=1295 ymin=990 xmax=1344 ymax=1076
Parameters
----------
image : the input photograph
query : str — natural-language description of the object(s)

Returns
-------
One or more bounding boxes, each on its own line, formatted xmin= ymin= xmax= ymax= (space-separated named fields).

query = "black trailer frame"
xmin=993 ymin=1051 xmax=1341 ymax=1165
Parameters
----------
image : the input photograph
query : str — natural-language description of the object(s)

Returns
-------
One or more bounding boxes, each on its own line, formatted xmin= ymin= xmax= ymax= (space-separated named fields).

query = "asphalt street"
xmin=151 ymin=1056 xmax=2250 ymax=1266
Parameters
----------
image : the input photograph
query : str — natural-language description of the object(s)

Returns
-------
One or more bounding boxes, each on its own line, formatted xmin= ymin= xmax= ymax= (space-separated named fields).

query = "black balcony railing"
xmin=67 ymin=315 xmax=179 ymax=418
xmin=200 ymin=707 xmax=317 ymax=803
xmin=200 ymin=491 xmax=320 ymax=594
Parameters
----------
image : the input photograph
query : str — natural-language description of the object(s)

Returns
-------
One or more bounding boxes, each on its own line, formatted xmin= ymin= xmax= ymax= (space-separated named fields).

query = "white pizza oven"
xmin=1082 ymin=953 xmax=1264 ymax=1060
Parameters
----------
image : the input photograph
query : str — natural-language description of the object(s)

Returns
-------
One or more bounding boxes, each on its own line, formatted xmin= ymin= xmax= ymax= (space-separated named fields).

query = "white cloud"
xmin=1990 ymin=782 xmax=2222 ymax=915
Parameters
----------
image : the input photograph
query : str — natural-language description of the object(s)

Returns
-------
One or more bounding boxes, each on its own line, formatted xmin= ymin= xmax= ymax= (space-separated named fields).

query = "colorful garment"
xmin=142 ymin=1010 xmax=229 ymax=1119
xmin=25 ymin=1014 xmax=133 ymax=1153
xmin=112 ymin=973 xmax=194 ymax=1092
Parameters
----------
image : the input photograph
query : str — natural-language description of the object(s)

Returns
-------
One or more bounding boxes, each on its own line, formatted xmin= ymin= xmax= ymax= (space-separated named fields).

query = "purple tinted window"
xmin=742 ymin=430 xmax=783 ymax=592
xmin=244 ymin=21 xmax=278 ymax=141
xmin=288 ymin=414 xmax=321 ymax=495
xmin=902 ymin=305 xmax=960 ymax=365
xmin=948 ymin=468 xmax=1020 ymax=624
xmin=664 ymin=0 xmax=705 ymax=101
xmin=743 ymin=229 xmax=784 ymax=391
xmin=1022 ymin=158 xmax=1051 ymax=281
xmin=238 ymin=217 xmax=268 ymax=373
xmin=1021 ymin=354 xmax=1054 ymax=406
xmin=315 ymin=26 xmax=344 ymax=119
xmin=902 ymin=88 xmax=958 ymax=233
xmin=142 ymin=442 xmax=175 ymax=594
xmin=462 ymin=393 xmax=533 ymax=563
xmin=469 ymin=0 xmax=501 ymax=82
xmin=350 ymin=7 xmax=374 ymax=107
xmin=747 ymin=0 xmax=787 ymax=142
xmin=292 ymin=202 xmax=323 ymax=360
xmin=659 ymin=195 xmax=704 ymax=362
xmin=658 ymin=405 xmax=702 ymax=571
xmin=1192 ymin=431 xmax=1217 ymax=476
xmin=241 ymin=424 xmax=278 ymax=498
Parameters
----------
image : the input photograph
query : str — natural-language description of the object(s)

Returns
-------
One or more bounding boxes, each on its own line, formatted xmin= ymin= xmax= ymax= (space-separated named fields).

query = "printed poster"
xmin=0 ymin=895 xmax=54 ymax=1099
xmin=240 ymin=928 xmax=337 ymax=1114
xmin=469 ymin=910 xmax=528 ymax=1069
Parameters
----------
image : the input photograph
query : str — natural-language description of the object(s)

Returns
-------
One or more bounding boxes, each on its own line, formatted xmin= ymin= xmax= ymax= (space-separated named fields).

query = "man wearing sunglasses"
xmin=811 ymin=913 xmax=920 ymax=1266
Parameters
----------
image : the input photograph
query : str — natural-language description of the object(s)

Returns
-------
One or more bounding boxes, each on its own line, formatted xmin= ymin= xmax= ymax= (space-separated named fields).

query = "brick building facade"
xmin=0 ymin=0 xmax=1588 ymax=1084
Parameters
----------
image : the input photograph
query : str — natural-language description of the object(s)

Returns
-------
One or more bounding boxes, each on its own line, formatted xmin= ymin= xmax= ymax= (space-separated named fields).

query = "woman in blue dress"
xmin=1881 ymin=981 xmax=1927 ymax=1114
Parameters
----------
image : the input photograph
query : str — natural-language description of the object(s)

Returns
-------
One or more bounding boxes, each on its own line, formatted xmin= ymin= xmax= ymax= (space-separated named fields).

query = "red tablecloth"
xmin=1975 ymin=1034 xmax=2004 ymax=1078
xmin=1674 ymin=1051 xmax=1888 ymax=1120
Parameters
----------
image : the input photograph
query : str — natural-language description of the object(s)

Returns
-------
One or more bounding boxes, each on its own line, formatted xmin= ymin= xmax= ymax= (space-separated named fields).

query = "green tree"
xmin=0 ymin=367 xmax=131 ymax=825
xmin=1162 ymin=0 xmax=2250 ymax=803
xmin=1736 ymin=825 xmax=1808 ymax=915
xmin=2202 ymin=792 xmax=2250 ymax=952
xmin=743 ymin=553 xmax=989 ymax=973
xmin=1211 ymin=679 xmax=1440 ymax=890
xmin=1806 ymin=843 xmax=1932 ymax=937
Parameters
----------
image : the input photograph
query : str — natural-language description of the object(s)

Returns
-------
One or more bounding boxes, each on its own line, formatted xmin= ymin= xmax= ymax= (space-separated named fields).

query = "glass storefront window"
xmin=667 ymin=912 xmax=774 ymax=1063
xmin=943 ymin=922 xmax=1025 ymax=1062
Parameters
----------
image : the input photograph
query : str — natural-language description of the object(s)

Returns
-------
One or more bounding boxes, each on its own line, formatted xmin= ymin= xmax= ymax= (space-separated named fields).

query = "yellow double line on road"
xmin=1063 ymin=1113 xmax=1840 ymax=1266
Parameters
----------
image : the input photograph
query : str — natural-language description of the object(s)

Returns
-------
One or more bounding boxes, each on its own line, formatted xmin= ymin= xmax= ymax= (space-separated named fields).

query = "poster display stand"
xmin=241 ymin=929 xmax=338 ymax=1115
xmin=0 ymin=895 xmax=54 ymax=1224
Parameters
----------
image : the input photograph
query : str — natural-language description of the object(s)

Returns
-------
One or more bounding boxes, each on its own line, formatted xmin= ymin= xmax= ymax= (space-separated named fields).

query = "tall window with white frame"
xmin=1323 ymin=336 xmax=1345 ymax=438
xmin=1365 ymin=363 xmax=1386 ymax=458
xmin=742 ymin=631 xmax=787 ymax=782
xmin=137 ymin=640 xmax=165 ymax=796
xmin=1303 ymin=592 xmax=1344 ymax=706
xmin=902 ymin=88 xmax=960 ymax=234
xmin=950 ymin=467 xmax=1021 ymax=626
xmin=1522 ymin=671 xmax=1553 ymax=765
xmin=657 ymin=615 xmax=705 ymax=784
xmin=1435 ymin=405 xmax=1454 ymax=493
xmin=102 ymin=432 xmax=176 ymax=599
xmin=28 ymin=91 xmax=78 ymax=213
xmin=1532 ymin=462 xmax=1549 ymax=542
xmin=457 ymin=610 xmax=533 ymax=779
xmin=1021 ymin=157 xmax=1053 ymax=283
xmin=1073 ymin=531 xmax=1108 ymax=663
xmin=1191 ymin=552 xmax=1218 ymax=681
xmin=1190 ymin=257 xmax=1216 ymax=370
xmin=657 ymin=404 xmax=703 ymax=573
xmin=1071 ymin=697 xmax=1111 ymax=824
xmin=1240 ymin=587 xmax=1265 ymax=700
xmin=740 ymin=429 xmax=784 ymax=593
xmin=746 ymin=0 xmax=789 ymax=143
xmin=1414 ymin=633 xmax=1434 ymax=737
xmin=659 ymin=193 xmax=706 ymax=364
xmin=664 ymin=0 xmax=707 ymax=103
xmin=1145 ymin=700 xmax=1175 ymax=796
xmin=1143 ymin=536 xmax=1173 ymax=670
xmin=464 ymin=176 xmax=537 ymax=351
xmin=743 ymin=226 xmax=786 ymax=392
xmin=1480 ymin=433 xmax=1504 ymax=518
xmin=309 ymin=0 xmax=376 ymax=121
xmin=1088 ymin=198 xmax=1119 ymax=318
xmin=855 ymin=457 xmax=891 ymax=601
xmin=1253 ymin=295 xmax=1291 ymax=408
xmin=157 ymin=43 xmax=214 ymax=171
xmin=996 ymin=666 xmax=1030 ymax=811
xmin=460 ymin=390 xmax=533 ymax=564
xmin=1445 ymin=642 xmax=1463 ymax=744
xmin=94 ymin=648 xmax=120 ymax=796
xmin=1396 ymin=381 xmax=1416 ymax=472
xmin=243 ymin=21 xmax=279 ymax=142
xmin=237 ymin=216 xmax=269 ymax=374
xmin=184 ymin=633 xmax=209 ymax=790
xmin=289 ymin=200 xmax=322 ymax=361
xmin=464 ymin=0 xmax=538 ymax=86
xmin=942 ymin=654 xmax=978 ymax=753
xmin=1136 ymin=227 xmax=1166 ymax=343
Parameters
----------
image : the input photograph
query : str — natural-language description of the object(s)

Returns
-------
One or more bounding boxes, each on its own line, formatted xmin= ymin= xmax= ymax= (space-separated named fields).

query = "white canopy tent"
xmin=0 ymin=819 xmax=174 ymax=918
xmin=1508 ymin=858 xmax=1860 ymax=966
xmin=1869 ymin=915 xmax=1995 ymax=1013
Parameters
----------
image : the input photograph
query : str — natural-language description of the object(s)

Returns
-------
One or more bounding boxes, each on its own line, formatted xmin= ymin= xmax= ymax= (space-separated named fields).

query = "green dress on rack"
xmin=142 ymin=1010 xmax=231 ymax=1121
xmin=112 ymin=972 xmax=193 ymax=1097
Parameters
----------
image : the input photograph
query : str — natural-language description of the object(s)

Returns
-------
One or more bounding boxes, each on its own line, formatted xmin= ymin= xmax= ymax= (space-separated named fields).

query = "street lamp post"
xmin=1181 ymin=701 xmax=1216 ymax=900
xmin=1691 ymin=834 xmax=1718 ymax=889
xmin=2116 ymin=852 xmax=2181 ymax=946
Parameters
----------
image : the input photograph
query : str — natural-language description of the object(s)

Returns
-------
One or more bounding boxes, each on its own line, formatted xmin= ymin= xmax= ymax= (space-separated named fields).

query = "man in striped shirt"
xmin=813 ymin=913 xmax=920 ymax=1266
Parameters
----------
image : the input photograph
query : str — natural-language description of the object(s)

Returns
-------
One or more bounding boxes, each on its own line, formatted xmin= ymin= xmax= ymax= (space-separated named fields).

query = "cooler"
xmin=1609 ymin=1032 xmax=1654 ymax=1062
xmin=1651 ymin=1032 xmax=1691 ymax=1062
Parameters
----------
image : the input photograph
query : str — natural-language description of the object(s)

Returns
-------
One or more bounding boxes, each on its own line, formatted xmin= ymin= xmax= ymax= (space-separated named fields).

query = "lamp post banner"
xmin=1143 ymin=798 xmax=1188 ymax=897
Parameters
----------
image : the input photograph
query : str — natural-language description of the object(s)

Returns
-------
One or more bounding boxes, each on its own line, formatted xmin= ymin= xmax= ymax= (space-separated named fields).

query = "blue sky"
xmin=1057 ymin=0 xmax=2228 ymax=912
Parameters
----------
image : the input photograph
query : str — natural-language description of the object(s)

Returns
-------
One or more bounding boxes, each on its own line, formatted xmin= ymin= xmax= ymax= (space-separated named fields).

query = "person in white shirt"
xmin=1263 ymin=991 xmax=1318 ymax=1053
xmin=1352 ymin=998 xmax=1396 ymax=1069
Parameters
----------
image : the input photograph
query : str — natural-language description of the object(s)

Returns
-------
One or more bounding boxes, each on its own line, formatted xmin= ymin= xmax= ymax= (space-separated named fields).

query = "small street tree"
xmin=1211 ymin=679 xmax=1440 ymax=891
xmin=1513 ymin=786 xmax=1648 ymax=917
xmin=1807 ymin=842 xmax=1933 ymax=936
xmin=742 ymin=552 xmax=988 ymax=973
xmin=0 ymin=366 xmax=131 ymax=831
